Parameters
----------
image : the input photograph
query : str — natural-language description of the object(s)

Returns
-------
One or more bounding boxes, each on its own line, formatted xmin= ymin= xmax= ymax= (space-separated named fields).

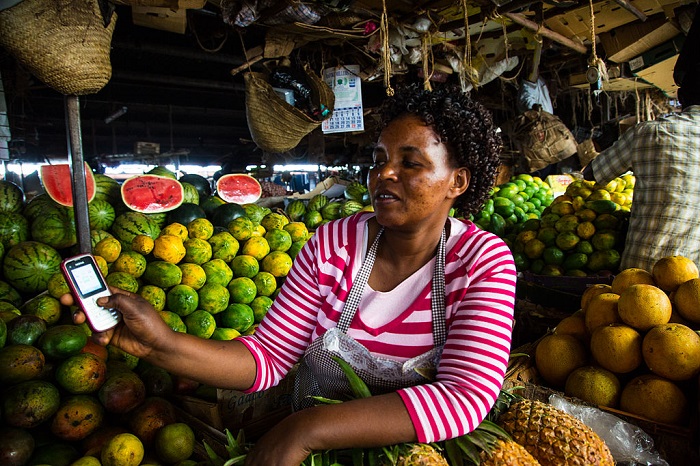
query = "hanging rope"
xmin=588 ymin=0 xmax=608 ymax=82
xmin=459 ymin=0 xmax=477 ymax=91
xmin=421 ymin=33 xmax=433 ymax=91
xmin=380 ymin=0 xmax=394 ymax=96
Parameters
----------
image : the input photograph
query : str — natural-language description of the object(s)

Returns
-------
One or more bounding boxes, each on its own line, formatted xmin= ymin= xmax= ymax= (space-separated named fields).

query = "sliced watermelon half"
xmin=40 ymin=162 xmax=97 ymax=207
xmin=121 ymin=174 xmax=184 ymax=213
xmin=216 ymin=174 xmax=262 ymax=204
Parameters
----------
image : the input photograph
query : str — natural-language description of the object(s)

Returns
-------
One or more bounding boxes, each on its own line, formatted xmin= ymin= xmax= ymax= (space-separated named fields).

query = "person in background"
xmin=583 ymin=11 xmax=700 ymax=271
xmin=64 ymin=84 xmax=516 ymax=465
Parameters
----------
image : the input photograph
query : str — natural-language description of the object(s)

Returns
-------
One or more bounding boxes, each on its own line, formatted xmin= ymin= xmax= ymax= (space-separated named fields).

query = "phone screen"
xmin=67 ymin=261 xmax=107 ymax=298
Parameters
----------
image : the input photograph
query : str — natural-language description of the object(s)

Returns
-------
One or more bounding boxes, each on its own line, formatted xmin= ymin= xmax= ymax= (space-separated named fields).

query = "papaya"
xmin=1 ymin=380 xmax=60 ymax=428
xmin=37 ymin=324 xmax=88 ymax=359
xmin=585 ymin=199 xmax=619 ymax=214
xmin=50 ymin=395 xmax=105 ymax=442
xmin=0 ymin=344 xmax=45 ymax=385
xmin=7 ymin=314 xmax=46 ymax=346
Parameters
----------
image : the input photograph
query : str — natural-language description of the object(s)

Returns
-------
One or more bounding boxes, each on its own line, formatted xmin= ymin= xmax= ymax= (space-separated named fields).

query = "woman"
xmin=65 ymin=84 xmax=516 ymax=465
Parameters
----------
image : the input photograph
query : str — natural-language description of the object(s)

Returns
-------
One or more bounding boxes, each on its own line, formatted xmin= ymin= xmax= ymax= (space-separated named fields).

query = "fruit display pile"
xmin=284 ymin=180 xmax=373 ymax=230
xmin=506 ymin=175 xmax=634 ymax=276
xmin=529 ymin=255 xmax=700 ymax=427
xmin=0 ymin=166 xmax=314 ymax=465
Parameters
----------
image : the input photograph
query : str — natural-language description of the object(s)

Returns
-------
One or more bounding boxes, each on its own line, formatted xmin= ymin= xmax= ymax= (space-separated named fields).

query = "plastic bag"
xmin=549 ymin=394 xmax=668 ymax=466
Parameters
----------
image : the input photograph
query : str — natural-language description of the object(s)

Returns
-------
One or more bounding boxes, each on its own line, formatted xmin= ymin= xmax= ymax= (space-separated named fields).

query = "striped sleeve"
xmin=397 ymin=224 xmax=516 ymax=442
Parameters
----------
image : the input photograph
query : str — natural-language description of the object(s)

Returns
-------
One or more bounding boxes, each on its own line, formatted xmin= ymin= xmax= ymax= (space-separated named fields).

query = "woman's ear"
xmin=449 ymin=167 xmax=471 ymax=199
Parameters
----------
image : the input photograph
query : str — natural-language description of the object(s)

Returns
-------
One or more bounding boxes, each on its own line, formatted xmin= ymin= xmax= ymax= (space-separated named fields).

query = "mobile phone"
xmin=61 ymin=253 xmax=121 ymax=332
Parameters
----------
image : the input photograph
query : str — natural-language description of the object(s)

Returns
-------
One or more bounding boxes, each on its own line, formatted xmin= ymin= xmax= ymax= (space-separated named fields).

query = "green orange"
xmin=106 ymin=272 xmax=139 ymax=293
xmin=158 ymin=310 xmax=187 ymax=333
xmin=211 ymin=327 xmax=241 ymax=341
xmin=201 ymin=259 xmax=233 ymax=287
xmin=178 ymin=263 xmax=207 ymax=290
xmin=264 ymin=229 xmax=292 ymax=252
xmin=227 ymin=277 xmax=257 ymax=304
xmin=139 ymin=285 xmax=166 ymax=311
xmin=231 ymin=255 xmax=259 ymax=278
xmin=261 ymin=251 xmax=293 ymax=277
xmin=283 ymin=222 xmax=309 ymax=242
xmin=161 ymin=222 xmax=190 ymax=241
xmin=184 ymin=310 xmax=216 ymax=339
xmin=208 ymin=231 xmax=239 ymax=262
xmin=252 ymin=271 xmax=277 ymax=296
xmin=197 ymin=283 xmax=229 ymax=314
xmin=250 ymin=296 xmax=273 ymax=323
xmin=183 ymin=238 xmax=212 ymax=264
xmin=112 ymin=251 xmax=147 ymax=277
xmin=166 ymin=284 xmax=199 ymax=317
xmin=241 ymin=236 xmax=270 ymax=260
xmin=187 ymin=218 xmax=214 ymax=240
xmin=221 ymin=303 xmax=255 ymax=333
xmin=227 ymin=216 xmax=255 ymax=241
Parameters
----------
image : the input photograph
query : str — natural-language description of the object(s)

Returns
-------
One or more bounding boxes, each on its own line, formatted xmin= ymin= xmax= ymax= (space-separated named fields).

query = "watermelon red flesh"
xmin=216 ymin=174 xmax=262 ymax=204
xmin=40 ymin=163 xmax=96 ymax=207
xmin=121 ymin=175 xmax=184 ymax=213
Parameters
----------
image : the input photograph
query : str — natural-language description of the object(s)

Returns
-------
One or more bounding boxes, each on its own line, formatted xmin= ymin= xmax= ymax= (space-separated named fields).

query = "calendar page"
xmin=322 ymin=65 xmax=365 ymax=134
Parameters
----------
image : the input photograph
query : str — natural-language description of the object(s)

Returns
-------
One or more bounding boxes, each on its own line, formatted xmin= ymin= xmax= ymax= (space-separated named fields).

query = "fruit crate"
xmin=505 ymin=339 xmax=700 ymax=466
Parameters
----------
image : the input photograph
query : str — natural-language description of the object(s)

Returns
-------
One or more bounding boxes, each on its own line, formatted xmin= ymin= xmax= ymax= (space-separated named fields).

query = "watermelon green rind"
xmin=31 ymin=208 xmax=77 ymax=249
xmin=166 ymin=203 xmax=206 ymax=226
xmin=88 ymin=199 xmax=116 ymax=231
xmin=210 ymin=203 xmax=246 ymax=228
xmin=40 ymin=163 xmax=96 ymax=207
xmin=93 ymin=174 xmax=122 ymax=205
xmin=0 ymin=212 xmax=29 ymax=248
xmin=179 ymin=173 xmax=212 ymax=200
xmin=121 ymin=174 xmax=185 ymax=214
xmin=111 ymin=212 xmax=162 ymax=244
xmin=147 ymin=166 xmax=177 ymax=179
xmin=0 ymin=180 xmax=25 ymax=213
xmin=180 ymin=182 xmax=200 ymax=205
xmin=3 ymin=241 xmax=62 ymax=294
xmin=216 ymin=174 xmax=262 ymax=204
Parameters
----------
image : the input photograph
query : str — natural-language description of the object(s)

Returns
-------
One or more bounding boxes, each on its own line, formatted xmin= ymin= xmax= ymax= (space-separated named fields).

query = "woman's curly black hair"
xmin=379 ymin=84 xmax=502 ymax=217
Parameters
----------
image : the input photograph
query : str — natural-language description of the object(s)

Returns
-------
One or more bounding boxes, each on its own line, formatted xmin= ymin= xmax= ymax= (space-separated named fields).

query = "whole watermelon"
xmin=92 ymin=173 xmax=122 ymax=206
xmin=285 ymin=200 xmax=307 ymax=222
xmin=0 ymin=212 xmax=29 ymax=248
xmin=179 ymin=173 xmax=212 ymax=200
xmin=111 ymin=212 xmax=161 ymax=245
xmin=0 ymin=180 xmax=24 ymax=213
xmin=210 ymin=203 xmax=246 ymax=228
xmin=344 ymin=182 xmax=369 ymax=205
xmin=31 ymin=207 xmax=77 ymax=249
xmin=166 ymin=203 xmax=206 ymax=226
xmin=147 ymin=166 xmax=177 ymax=179
xmin=180 ymin=182 xmax=200 ymax=205
xmin=341 ymin=200 xmax=364 ymax=217
xmin=88 ymin=199 xmax=116 ymax=231
xmin=23 ymin=193 xmax=56 ymax=222
xmin=3 ymin=241 xmax=62 ymax=294
xmin=307 ymin=194 xmax=329 ymax=212
xmin=321 ymin=202 xmax=343 ymax=221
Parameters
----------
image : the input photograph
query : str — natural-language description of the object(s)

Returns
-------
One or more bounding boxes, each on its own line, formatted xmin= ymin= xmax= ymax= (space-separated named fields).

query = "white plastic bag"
xmin=549 ymin=394 xmax=668 ymax=466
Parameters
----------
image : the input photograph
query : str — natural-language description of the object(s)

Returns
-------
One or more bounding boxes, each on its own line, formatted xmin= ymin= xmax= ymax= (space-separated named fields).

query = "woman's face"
xmin=369 ymin=113 xmax=469 ymax=230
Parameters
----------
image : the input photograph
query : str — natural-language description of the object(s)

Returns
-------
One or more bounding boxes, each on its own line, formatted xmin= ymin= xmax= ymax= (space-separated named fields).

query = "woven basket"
xmin=244 ymin=65 xmax=335 ymax=153
xmin=0 ymin=0 xmax=116 ymax=95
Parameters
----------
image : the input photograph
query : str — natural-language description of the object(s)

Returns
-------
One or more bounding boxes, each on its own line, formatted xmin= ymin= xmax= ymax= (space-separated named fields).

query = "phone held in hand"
xmin=61 ymin=253 xmax=121 ymax=332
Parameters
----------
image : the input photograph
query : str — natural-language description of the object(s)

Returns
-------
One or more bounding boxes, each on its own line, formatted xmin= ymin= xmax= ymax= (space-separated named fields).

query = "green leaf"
xmin=330 ymin=355 xmax=371 ymax=399
xmin=203 ymin=440 xmax=225 ymax=466
xmin=475 ymin=420 xmax=510 ymax=440
xmin=308 ymin=395 xmax=344 ymax=404
xmin=444 ymin=439 xmax=464 ymax=465
xmin=455 ymin=437 xmax=482 ymax=465
xmin=222 ymin=455 xmax=248 ymax=466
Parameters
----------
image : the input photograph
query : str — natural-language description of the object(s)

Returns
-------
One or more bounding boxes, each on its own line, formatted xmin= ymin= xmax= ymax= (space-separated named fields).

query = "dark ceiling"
xmin=0 ymin=0 xmax=695 ymax=170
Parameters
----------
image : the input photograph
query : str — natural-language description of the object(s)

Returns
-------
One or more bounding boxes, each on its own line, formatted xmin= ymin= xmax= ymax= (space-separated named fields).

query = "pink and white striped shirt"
xmin=238 ymin=212 xmax=516 ymax=442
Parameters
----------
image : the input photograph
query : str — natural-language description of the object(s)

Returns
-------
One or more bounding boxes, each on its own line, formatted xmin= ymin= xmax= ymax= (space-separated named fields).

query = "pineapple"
xmin=497 ymin=399 xmax=614 ymax=466
xmin=480 ymin=439 xmax=541 ymax=465
xmin=395 ymin=443 xmax=449 ymax=465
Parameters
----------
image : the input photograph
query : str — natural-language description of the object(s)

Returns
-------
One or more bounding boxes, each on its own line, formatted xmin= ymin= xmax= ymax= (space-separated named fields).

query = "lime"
xmin=166 ymin=285 xmax=199 ymax=317
xmin=250 ymin=296 xmax=274 ymax=323
xmin=264 ymin=229 xmax=292 ymax=252
xmin=563 ymin=252 xmax=589 ymax=270
xmin=541 ymin=264 xmax=564 ymax=276
xmin=512 ymin=252 xmax=530 ymax=271
xmin=530 ymin=259 xmax=545 ymax=275
xmin=221 ymin=303 xmax=255 ymax=332
xmin=227 ymin=277 xmax=257 ymax=304
xmin=231 ymin=254 xmax=260 ymax=278
xmin=252 ymin=271 xmax=277 ymax=296
xmin=184 ymin=310 xmax=217 ymax=339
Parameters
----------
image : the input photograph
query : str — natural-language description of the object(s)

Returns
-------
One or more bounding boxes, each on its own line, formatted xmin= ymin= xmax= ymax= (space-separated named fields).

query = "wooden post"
xmin=64 ymin=95 xmax=92 ymax=254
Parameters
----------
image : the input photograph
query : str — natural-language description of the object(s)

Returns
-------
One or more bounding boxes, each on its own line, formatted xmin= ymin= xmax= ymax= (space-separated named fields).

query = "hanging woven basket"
xmin=0 ymin=0 xmax=117 ymax=96
xmin=244 ymin=65 xmax=335 ymax=153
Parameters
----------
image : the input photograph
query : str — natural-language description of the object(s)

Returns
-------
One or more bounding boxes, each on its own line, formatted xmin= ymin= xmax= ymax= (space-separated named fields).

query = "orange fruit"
xmin=642 ymin=323 xmax=700 ymax=381
xmin=158 ymin=310 xmax=187 ymax=333
xmin=674 ymin=278 xmax=700 ymax=323
xmin=241 ymin=236 xmax=270 ymax=261
xmin=131 ymin=235 xmax=155 ymax=255
xmin=554 ymin=311 xmax=588 ymax=344
xmin=589 ymin=323 xmax=642 ymax=374
xmin=534 ymin=334 xmax=587 ymax=388
xmin=187 ymin=218 xmax=214 ymax=240
xmin=154 ymin=422 xmax=195 ymax=464
xmin=261 ymin=251 xmax=293 ymax=277
xmin=261 ymin=212 xmax=289 ymax=231
xmin=211 ymin=327 xmax=241 ymax=341
xmin=580 ymin=284 xmax=613 ymax=312
xmin=209 ymin=231 xmax=240 ymax=262
xmin=94 ymin=237 xmax=121 ymax=263
xmin=94 ymin=255 xmax=109 ymax=276
xmin=227 ymin=277 xmax=257 ymax=304
xmin=153 ymin=234 xmax=186 ymax=264
xmin=620 ymin=374 xmax=688 ymax=425
xmin=564 ymin=366 xmax=620 ymax=408
xmin=584 ymin=292 xmax=621 ymax=333
xmin=139 ymin=285 xmax=166 ymax=312
xmin=112 ymin=251 xmax=148 ymax=278
xmin=47 ymin=272 xmax=70 ymax=299
xmin=101 ymin=433 xmax=144 ymax=466
xmin=178 ymin=263 xmax=207 ymax=290
xmin=184 ymin=310 xmax=216 ymax=339
xmin=228 ymin=216 xmax=255 ymax=241
xmin=201 ymin=259 xmax=233 ymax=287
xmin=183 ymin=238 xmax=212 ymax=265
xmin=231 ymin=255 xmax=259 ymax=278
xmin=611 ymin=267 xmax=656 ymax=295
xmin=652 ymin=255 xmax=700 ymax=292
xmin=161 ymin=223 xmax=189 ymax=241
xmin=264 ymin=229 xmax=292 ymax=252
xmin=617 ymin=284 xmax=672 ymax=331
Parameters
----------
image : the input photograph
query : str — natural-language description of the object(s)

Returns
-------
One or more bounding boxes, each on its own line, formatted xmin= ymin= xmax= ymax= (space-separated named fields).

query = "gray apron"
xmin=293 ymin=226 xmax=448 ymax=410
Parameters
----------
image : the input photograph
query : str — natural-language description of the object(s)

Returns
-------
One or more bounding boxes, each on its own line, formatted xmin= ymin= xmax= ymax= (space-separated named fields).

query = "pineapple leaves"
xmin=444 ymin=439 xmax=464 ymax=465
xmin=330 ymin=354 xmax=371 ymax=399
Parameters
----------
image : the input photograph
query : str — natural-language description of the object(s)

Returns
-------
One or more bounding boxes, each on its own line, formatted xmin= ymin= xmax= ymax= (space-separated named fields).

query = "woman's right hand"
xmin=60 ymin=287 xmax=172 ymax=359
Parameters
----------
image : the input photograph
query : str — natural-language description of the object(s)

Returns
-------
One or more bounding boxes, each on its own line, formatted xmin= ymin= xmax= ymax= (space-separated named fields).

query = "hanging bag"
xmin=0 ymin=0 xmax=116 ymax=96
xmin=244 ymin=64 xmax=335 ymax=153
xmin=512 ymin=107 xmax=578 ymax=173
